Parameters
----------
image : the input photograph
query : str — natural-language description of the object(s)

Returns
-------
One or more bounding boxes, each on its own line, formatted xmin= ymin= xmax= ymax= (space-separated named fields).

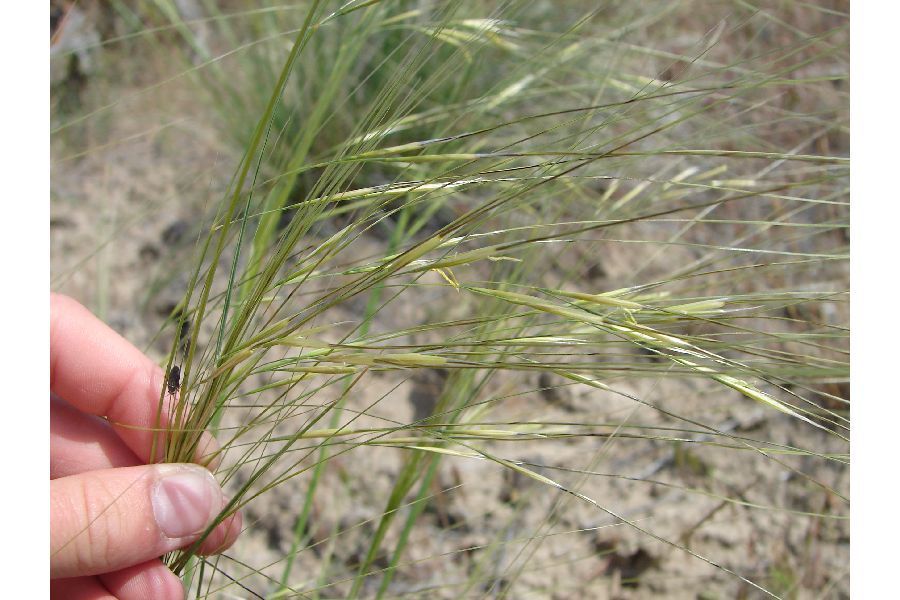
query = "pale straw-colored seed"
xmin=667 ymin=299 xmax=726 ymax=313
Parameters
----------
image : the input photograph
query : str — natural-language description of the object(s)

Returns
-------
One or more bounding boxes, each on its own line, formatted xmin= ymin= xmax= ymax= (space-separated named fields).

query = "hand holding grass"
xmin=50 ymin=294 xmax=241 ymax=599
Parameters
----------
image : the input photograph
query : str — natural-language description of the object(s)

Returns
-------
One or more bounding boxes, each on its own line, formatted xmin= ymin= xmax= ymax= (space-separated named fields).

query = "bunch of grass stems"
xmin=52 ymin=1 xmax=848 ymax=598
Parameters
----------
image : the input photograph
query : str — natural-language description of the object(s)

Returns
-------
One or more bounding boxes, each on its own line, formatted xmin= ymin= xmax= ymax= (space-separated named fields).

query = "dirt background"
xmin=51 ymin=2 xmax=849 ymax=598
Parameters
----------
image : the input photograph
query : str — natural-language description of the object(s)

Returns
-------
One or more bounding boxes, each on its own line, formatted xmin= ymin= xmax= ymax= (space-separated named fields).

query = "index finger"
xmin=49 ymin=293 xmax=203 ymax=464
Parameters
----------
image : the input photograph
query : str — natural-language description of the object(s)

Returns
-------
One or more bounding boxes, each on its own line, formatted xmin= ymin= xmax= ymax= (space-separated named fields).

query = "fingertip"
xmin=197 ymin=509 xmax=243 ymax=556
xmin=50 ymin=292 xmax=169 ymax=464
xmin=100 ymin=560 xmax=185 ymax=600
xmin=51 ymin=394 xmax=143 ymax=478
xmin=194 ymin=431 xmax=223 ymax=470
xmin=51 ymin=464 xmax=228 ymax=578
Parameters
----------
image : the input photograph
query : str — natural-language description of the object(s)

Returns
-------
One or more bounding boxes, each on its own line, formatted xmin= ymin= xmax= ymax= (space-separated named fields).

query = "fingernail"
xmin=152 ymin=465 xmax=224 ymax=539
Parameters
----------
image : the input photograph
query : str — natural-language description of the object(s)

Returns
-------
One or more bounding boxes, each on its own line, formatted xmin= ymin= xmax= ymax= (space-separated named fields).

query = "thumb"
xmin=51 ymin=464 xmax=227 ymax=579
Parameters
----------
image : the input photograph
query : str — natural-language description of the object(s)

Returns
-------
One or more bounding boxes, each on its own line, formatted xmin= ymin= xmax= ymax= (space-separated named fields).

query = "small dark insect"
xmin=167 ymin=365 xmax=181 ymax=396
xmin=178 ymin=318 xmax=191 ymax=343
xmin=178 ymin=319 xmax=192 ymax=357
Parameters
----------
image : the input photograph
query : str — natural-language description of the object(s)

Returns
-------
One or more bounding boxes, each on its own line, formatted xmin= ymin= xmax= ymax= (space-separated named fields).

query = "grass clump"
xmin=51 ymin=1 xmax=848 ymax=597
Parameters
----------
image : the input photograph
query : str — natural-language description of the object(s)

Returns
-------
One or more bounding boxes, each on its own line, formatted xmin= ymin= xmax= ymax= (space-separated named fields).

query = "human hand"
xmin=50 ymin=294 xmax=242 ymax=599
